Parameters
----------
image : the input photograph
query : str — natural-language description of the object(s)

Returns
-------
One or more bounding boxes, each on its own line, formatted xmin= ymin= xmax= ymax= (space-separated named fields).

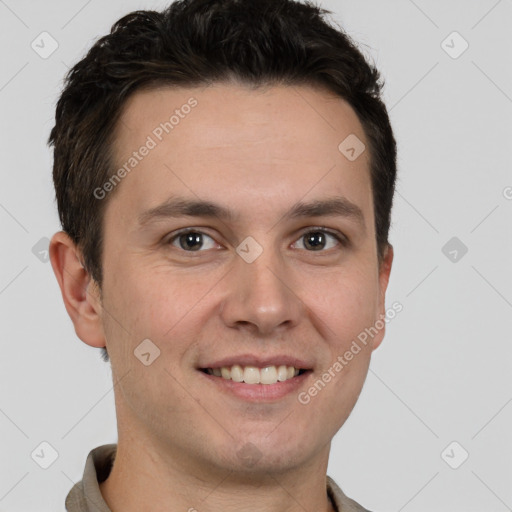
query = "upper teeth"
xmin=206 ymin=365 xmax=300 ymax=384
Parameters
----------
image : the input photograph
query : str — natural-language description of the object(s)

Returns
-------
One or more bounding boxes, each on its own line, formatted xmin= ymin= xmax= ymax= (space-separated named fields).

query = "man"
xmin=49 ymin=0 xmax=397 ymax=510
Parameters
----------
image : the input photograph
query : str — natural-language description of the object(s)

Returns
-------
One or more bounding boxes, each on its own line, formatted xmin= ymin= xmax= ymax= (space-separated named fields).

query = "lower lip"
xmin=199 ymin=370 xmax=312 ymax=402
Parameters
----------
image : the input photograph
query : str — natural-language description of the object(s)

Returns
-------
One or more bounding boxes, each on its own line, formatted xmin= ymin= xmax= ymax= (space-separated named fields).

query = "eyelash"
xmin=164 ymin=227 xmax=349 ymax=253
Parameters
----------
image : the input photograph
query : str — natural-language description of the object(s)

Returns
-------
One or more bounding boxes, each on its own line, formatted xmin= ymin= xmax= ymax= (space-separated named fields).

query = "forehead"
xmin=115 ymin=82 xmax=366 ymax=159
xmin=107 ymin=82 xmax=373 ymax=230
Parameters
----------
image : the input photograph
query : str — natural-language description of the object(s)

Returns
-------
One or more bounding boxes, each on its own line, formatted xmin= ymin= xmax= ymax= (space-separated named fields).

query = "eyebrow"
xmin=138 ymin=196 xmax=366 ymax=232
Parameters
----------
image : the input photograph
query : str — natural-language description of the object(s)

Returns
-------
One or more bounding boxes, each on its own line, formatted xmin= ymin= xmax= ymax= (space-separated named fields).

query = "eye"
xmin=292 ymin=228 xmax=346 ymax=252
xmin=167 ymin=229 xmax=218 ymax=252
xmin=165 ymin=227 xmax=348 ymax=253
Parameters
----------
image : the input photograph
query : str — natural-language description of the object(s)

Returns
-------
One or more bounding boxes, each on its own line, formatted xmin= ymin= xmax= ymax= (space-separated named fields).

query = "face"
xmin=91 ymin=83 xmax=393 ymax=474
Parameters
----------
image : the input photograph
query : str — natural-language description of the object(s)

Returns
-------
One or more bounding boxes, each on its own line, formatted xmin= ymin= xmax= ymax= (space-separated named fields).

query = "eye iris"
xmin=304 ymin=232 xmax=325 ymax=250
xmin=180 ymin=232 xmax=203 ymax=251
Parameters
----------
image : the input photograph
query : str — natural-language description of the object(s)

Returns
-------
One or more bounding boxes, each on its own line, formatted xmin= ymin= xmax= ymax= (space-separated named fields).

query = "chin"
xmin=208 ymin=433 xmax=316 ymax=476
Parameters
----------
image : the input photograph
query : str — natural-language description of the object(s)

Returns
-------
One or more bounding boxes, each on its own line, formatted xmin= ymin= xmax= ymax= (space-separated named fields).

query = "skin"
xmin=50 ymin=83 xmax=393 ymax=512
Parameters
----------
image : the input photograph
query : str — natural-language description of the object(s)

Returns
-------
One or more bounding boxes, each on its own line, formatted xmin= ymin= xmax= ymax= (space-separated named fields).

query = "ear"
xmin=371 ymin=243 xmax=394 ymax=351
xmin=49 ymin=231 xmax=106 ymax=349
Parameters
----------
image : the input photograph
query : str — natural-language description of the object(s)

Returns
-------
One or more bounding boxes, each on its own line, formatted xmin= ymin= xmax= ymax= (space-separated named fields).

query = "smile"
xmin=201 ymin=365 xmax=307 ymax=385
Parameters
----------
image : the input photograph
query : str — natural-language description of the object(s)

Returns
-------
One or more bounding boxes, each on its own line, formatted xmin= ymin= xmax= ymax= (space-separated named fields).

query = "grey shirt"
xmin=65 ymin=444 xmax=371 ymax=512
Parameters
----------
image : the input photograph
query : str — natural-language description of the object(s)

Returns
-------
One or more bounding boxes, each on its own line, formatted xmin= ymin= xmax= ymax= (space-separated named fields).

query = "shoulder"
xmin=327 ymin=475 xmax=374 ymax=512
xmin=65 ymin=444 xmax=117 ymax=512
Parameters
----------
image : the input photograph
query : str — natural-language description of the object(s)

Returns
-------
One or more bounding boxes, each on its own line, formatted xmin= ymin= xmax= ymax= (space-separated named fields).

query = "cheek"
xmin=312 ymin=271 xmax=378 ymax=416
xmin=106 ymin=267 xmax=214 ymax=363
xmin=304 ymin=267 xmax=379 ymax=337
xmin=101 ymin=269 xmax=202 ymax=412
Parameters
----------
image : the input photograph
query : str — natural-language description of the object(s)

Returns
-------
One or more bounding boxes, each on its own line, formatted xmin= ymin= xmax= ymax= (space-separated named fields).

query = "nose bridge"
xmin=220 ymin=237 xmax=303 ymax=334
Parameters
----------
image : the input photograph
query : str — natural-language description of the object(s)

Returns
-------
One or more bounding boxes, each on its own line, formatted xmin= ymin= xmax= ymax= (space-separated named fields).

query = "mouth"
xmin=200 ymin=364 xmax=309 ymax=385
xmin=197 ymin=355 xmax=314 ymax=401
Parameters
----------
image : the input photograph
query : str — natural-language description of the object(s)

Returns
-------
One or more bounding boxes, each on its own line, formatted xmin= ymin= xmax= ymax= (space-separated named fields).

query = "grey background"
xmin=1 ymin=0 xmax=511 ymax=510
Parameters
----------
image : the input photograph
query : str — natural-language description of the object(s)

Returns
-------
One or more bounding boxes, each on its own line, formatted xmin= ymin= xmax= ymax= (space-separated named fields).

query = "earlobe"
xmin=49 ymin=231 xmax=106 ymax=349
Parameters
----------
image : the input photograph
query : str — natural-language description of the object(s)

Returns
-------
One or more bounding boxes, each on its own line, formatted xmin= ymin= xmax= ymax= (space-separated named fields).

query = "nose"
xmin=219 ymin=243 xmax=304 ymax=336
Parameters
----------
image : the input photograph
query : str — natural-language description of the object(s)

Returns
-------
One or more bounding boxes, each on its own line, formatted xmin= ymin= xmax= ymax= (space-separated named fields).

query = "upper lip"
xmin=199 ymin=354 xmax=313 ymax=370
